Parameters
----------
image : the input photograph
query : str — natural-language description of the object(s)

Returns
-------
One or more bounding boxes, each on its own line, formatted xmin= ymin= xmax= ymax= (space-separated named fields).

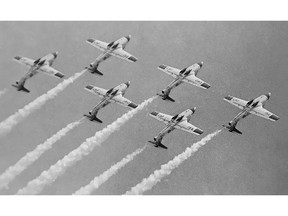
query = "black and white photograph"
xmin=0 ymin=20 xmax=287 ymax=195
xmin=0 ymin=1 xmax=287 ymax=215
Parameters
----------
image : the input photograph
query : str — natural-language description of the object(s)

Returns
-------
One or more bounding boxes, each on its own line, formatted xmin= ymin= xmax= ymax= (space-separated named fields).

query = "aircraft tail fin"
xmin=84 ymin=114 xmax=103 ymax=123
xmin=12 ymin=83 xmax=30 ymax=93
xmin=157 ymin=93 xmax=175 ymax=102
xmin=85 ymin=66 xmax=103 ymax=76
xmin=148 ymin=140 xmax=168 ymax=150
xmin=222 ymin=123 xmax=242 ymax=135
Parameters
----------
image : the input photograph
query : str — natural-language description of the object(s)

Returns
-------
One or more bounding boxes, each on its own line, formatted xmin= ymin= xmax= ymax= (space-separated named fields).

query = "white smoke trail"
xmin=73 ymin=146 xmax=146 ymax=195
xmin=0 ymin=89 xmax=7 ymax=98
xmin=0 ymin=118 xmax=84 ymax=190
xmin=125 ymin=129 xmax=222 ymax=195
xmin=0 ymin=70 xmax=86 ymax=137
xmin=17 ymin=96 xmax=156 ymax=195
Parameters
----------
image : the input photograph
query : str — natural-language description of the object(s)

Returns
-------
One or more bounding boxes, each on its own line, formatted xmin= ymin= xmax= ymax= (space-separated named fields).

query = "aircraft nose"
xmin=125 ymin=81 xmax=131 ymax=87
xmin=52 ymin=51 xmax=58 ymax=58
xmin=191 ymin=107 xmax=197 ymax=113
xmin=266 ymin=92 xmax=271 ymax=99
xmin=198 ymin=61 xmax=204 ymax=68
xmin=125 ymin=35 xmax=131 ymax=41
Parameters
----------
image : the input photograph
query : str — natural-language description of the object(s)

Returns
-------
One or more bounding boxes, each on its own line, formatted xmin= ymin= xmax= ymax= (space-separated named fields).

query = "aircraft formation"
xmin=11 ymin=35 xmax=280 ymax=150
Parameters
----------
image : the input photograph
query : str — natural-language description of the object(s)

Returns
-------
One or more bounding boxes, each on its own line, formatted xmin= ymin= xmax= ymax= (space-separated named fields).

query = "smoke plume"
xmin=0 ymin=70 xmax=86 ymax=137
xmin=73 ymin=146 xmax=146 ymax=195
xmin=0 ymin=118 xmax=84 ymax=190
xmin=125 ymin=129 xmax=222 ymax=195
xmin=17 ymin=96 xmax=156 ymax=195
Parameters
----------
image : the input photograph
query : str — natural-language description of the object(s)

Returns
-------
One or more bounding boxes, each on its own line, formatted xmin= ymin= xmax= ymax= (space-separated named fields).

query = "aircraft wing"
xmin=149 ymin=111 xmax=173 ymax=124
xmin=14 ymin=56 xmax=64 ymax=79
xmin=86 ymin=39 xmax=109 ymax=52
xmin=14 ymin=56 xmax=34 ymax=67
xmin=175 ymin=121 xmax=204 ymax=135
xmin=110 ymin=48 xmax=138 ymax=62
xmin=84 ymin=85 xmax=107 ymax=97
xmin=223 ymin=95 xmax=248 ymax=110
xmin=38 ymin=65 xmax=64 ymax=79
xmin=249 ymin=106 xmax=280 ymax=121
xmin=183 ymin=75 xmax=211 ymax=89
xmin=111 ymin=95 xmax=138 ymax=109
xmin=158 ymin=64 xmax=181 ymax=79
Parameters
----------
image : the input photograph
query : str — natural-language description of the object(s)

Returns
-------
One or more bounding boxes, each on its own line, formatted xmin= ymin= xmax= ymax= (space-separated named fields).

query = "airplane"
xmin=156 ymin=62 xmax=210 ymax=102
xmin=148 ymin=108 xmax=204 ymax=149
xmin=84 ymin=81 xmax=138 ymax=123
xmin=223 ymin=93 xmax=280 ymax=134
xmin=12 ymin=52 xmax=64 ymax=93
xmin=85 ymin=35 xmax=138 ymax=76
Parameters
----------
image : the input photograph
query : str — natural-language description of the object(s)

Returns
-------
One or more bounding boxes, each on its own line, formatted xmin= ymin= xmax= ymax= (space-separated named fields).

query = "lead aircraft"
xmin=85 ymin=35 xmax=138 ymax=76
xmin=157 ymin=62 xmax=210 ymax=102
xmin=12 ymin=52 xmax=64 ymax=93
xmin=84 ymin=81 xmax=138 ymax=123
xmin=223 ymin=93 xmax=279 ymax=134
xmin=148 ymin=108 xmax=203 ymax=149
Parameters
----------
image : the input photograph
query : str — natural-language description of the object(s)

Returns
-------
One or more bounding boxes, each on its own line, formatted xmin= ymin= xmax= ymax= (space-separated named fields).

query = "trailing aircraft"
xmin=148 ymin=108 xmax=203 ymax=149
xmin=84 ymin=81 xmax=138 ymax=123
xmin=157 ymin=62 xmax=210 ymax=102
xmin=12 ymin=52 xmax=64 ymax=93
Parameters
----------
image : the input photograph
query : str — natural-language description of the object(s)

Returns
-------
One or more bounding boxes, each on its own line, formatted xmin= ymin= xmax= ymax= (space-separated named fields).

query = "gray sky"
xmin=0 ymin=21 xmax=288 ymax=195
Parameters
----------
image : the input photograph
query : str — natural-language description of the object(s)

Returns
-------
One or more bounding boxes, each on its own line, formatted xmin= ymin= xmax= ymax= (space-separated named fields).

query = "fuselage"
xmin=162 ymin=63 xmax=203 ymax=97
xmin=16 ymin=52 xmax=58 ymax=89
xmin=229 ymin=93 xmax=271 ymax=126
xmin=89 ymin=36 xmax=131 ymax=69
xmin=154 ymin=108 xmax=196 ymax=143
xmin=89 ymin=82 xmax=130 ymax=117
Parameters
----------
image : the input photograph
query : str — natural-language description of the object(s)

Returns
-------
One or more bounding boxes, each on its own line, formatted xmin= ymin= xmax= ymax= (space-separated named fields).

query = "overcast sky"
xmin=0 ymin=21 xmax=288 ymax=195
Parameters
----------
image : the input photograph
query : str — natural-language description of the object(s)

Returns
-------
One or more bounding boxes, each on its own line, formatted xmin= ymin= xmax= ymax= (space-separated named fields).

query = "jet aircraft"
xmin=157 ymin=62 xmax=210 ymax=102
xmin=223 ymin=93 xmax=279 ymax=134
xmin=148 ymin=108 xmax=203 ymax=149
xmin=84 ymin=81 xmax=138 ymax=123
xmin=85 ymin=35 xmax=138 ymax=76
xmin=12 ymin=52 xmax=64 ymax=93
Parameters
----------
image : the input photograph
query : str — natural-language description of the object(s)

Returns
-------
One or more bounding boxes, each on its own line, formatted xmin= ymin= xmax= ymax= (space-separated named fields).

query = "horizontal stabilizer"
xmin=222 ymin=124 xmax=242 ymax=135
xmin=12 ymin=84 xmax=30 ymax=93
xmin=148 ymin=140 xmax=168 ymax=150
xmin=85 ymin=67 xmax=103 ymax=76
xmin=84 ymin=114 xmax=103 ymax=123
xmin=156 ymin=93 xmax=175 ymax=102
